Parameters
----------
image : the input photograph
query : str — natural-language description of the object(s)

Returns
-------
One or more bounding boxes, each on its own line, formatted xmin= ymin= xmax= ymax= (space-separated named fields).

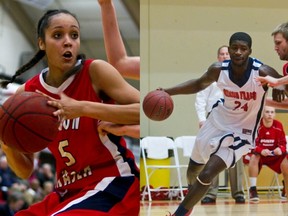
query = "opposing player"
xmin=97 ymin=0 xmax=140 ymax=138
xmin=162 ymin=32 xmax=284 ymax=215
xmin=0 ymin=9 xmax=140 ymax=215
xmin=256 ymin=22 xmax=288 ymax=99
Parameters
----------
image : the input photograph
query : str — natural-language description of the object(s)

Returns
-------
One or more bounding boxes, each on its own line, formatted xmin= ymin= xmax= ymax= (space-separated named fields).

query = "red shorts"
xmin=258 ymin=154 xmax=286 ymax=174
xmin=243 ymin=153 xmax=287 ymax=174
xmin=15 ymin=176 xmax=139 ymax=216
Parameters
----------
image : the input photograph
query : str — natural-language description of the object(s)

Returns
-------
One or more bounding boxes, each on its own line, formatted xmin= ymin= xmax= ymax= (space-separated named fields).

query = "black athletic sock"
xmin=174 ymin=204 xmax=189 ymax=216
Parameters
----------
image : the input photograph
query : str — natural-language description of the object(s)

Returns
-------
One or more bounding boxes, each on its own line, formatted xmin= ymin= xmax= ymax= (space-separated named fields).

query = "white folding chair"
xmin=266 ymin=168 xmax=282 ymax=198
xmin=174 ymin=136 xmax=196 ymax=159
xmin=174 ymin=136 xmax=196 ymax=170
xmin=140 ymin=136 xmax=184 ymax=201
xmin=174 ymin=136 xmax=196 ymax=194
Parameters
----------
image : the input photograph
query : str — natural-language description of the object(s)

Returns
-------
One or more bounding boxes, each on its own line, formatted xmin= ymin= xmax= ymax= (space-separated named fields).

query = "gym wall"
xmin=140 ymin=0 xmax=288 ymax=138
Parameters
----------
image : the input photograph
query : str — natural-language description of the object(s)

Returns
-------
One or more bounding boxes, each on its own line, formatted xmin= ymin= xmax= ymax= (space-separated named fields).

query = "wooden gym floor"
xmin=140 ymin=193 xmax=288 ymax=216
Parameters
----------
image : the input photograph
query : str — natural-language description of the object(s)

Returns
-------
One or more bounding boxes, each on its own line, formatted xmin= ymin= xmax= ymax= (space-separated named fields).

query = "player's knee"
xmin=280 ymin=160 xmax=288 ymax=175
xmin=249 ymin=154 xmax=260 ymax=164
xmin=196 ymin=176 xmax=211 ymax=186
xmin=198 ymin=169 xmax=216 ymax=184
xmin=187 ymin=161 xmax=203 ymax=185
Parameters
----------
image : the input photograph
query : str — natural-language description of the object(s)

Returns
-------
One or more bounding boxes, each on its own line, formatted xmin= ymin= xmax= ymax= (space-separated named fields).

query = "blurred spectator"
xmin=28 ymin=178 xmax=43 ymax=204
xmin=0 ymin=156 xmax=19 ymax=200
xmin=0 ymin=190 xmax=26 ymax=216
xmin=34 ymin=163 xmax=55 ymax=188
xmin=0 ymin=156 xmax=18 ymax=188
xmin=42 ymin=181 xmax=54 ymax=197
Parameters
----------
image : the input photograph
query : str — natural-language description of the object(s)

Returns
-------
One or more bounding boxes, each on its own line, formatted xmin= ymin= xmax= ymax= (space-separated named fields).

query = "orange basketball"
xmin=0 ymin=92 xmax=59 ymax=153
xmin=142 ymin=90 xmax=174 ymax=121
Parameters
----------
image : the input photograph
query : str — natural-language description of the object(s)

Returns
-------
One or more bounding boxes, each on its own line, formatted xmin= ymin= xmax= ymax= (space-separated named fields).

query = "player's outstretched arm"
xmin=98 ymin=0 xmax=140 ymax=80
xmin=259 ymin=64 xmax=287 ymax=102
xmin=256 ymin=75 xmax=282 ymax=87
xmin=164 ymin=62 xmax=221 ymax=96
xmin=266 ymin=97 xmax=288 ymax=109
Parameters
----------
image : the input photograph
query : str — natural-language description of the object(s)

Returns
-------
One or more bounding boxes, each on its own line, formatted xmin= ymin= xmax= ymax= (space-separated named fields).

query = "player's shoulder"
xmin=210 ymin=61 xmax=223 ymax=69
xmin=273 ymin=119 xmax=284 ymax=127
xmin=89 ymin=59 xmax=116 ymax=73
xmin=207 ymin=61 xmax=222 ymax=79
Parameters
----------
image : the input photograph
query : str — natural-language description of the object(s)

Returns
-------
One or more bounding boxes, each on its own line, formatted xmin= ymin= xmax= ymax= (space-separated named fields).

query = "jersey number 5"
xmin=59 ymin=140 xmax=76 ymax=166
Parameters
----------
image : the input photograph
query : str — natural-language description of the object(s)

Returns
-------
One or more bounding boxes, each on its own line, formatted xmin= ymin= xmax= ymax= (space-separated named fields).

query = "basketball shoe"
xmin=249 ymin=186 xmax=259 ymax=201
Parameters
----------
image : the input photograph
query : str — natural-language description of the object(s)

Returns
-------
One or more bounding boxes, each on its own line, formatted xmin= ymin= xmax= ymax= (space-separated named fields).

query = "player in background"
xmin=254 ymin=21 xmax=288 ymax=204
xmin=257 ymin=22 xmax=288 ymax=97
xmin=195 ymin=45 xmax=245 ymax=204
xmin=97 ymin=0 xmax=140 ymax=138
xmin=247 ymin=106 xmax=288 ymax=201
xmin=161 ymin=32 xmax=285 ymax=216
xmin=0 ymin=9 xmax=140 ymax=215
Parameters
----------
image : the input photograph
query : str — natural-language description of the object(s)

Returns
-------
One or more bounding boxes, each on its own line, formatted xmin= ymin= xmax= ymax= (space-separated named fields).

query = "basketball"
xmin=142 ymin=90 xmax=174 ymax=121
xmin=0 ymin=91 xmax=59 ymax=153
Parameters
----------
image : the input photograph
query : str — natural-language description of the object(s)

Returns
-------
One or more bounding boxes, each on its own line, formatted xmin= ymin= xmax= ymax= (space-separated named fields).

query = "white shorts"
xmin=191 ymin=119 xmax=252 ymax=168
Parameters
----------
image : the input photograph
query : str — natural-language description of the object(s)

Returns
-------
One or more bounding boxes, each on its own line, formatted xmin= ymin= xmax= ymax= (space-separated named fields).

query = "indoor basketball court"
xmin=140 ymin=194 xmax=288 ymax=216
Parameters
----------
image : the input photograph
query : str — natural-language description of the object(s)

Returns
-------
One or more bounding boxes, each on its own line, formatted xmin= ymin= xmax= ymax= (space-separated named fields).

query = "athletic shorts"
xmin=191 ymin=120 xmax=251 ymax=168
xmin=243 ymin=152 xmax=287 ymax=174
xmin=15 ymin=176 xmax=139 ymax=216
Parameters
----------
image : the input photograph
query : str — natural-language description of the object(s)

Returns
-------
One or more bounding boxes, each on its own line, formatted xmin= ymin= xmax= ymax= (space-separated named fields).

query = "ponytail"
xmin=0 ymin=50 xmax=45 ymax=88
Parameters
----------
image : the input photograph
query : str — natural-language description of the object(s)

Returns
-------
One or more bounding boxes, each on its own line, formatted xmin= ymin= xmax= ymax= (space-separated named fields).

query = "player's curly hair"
xmin=229 ymin=32 xmax=252 ymax=49
xmin=0 ymin=9 xmax=85 ymax=88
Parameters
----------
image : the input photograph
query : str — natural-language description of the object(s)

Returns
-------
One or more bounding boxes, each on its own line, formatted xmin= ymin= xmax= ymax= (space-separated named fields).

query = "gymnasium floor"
xmin=140 ymin=193 xmax=288 ymax=216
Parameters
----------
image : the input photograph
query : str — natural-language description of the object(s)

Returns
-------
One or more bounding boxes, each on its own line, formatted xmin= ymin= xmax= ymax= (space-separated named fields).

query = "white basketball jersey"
xmin=209 ymin=58 xmax=267 ymax=147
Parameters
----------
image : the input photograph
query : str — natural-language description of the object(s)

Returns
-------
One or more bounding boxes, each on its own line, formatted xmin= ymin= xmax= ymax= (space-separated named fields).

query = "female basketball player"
xmin=161 ymin=32 xmax=285 ymax=216
xmin=0 ymin=9 xmax=139 ymax=216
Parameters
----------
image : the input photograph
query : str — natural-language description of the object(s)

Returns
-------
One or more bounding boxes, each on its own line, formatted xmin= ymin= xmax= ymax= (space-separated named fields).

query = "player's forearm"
xmin=277 ymin=76 xmax=288 ymax=85
xmin=165 ymin=80 xmax=197 ymax=96
xmin=254 ymin=146 xmax=263 ymax=154
xmin=99 ymin=0 xmax=126 ymax=66
xmin=266 ymin=97 xmax=288 ymax=109
xmin=82 ymin=101 xmax=139 ymax=124
xmin=1 ymin=144 xmax=34 ymax=179
xmin=120 ymin=124 xmax=140 ymax=138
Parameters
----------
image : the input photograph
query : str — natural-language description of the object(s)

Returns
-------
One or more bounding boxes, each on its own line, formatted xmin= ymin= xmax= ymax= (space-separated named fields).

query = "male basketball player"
xmin=162 ymin=32 xmax=285 ymax=216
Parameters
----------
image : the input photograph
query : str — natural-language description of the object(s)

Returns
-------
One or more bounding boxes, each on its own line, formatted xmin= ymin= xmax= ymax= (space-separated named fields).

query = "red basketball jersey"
xmin=25 ymin=59 xmax=139 ymax=195
xmin=254 ymin=119 xmax=287 ymax=154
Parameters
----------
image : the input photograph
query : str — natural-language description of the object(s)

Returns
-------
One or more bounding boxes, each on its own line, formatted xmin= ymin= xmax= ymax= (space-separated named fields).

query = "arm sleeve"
xmin=254 ymin=137 xmax=264 ymax=154
xmin=276 ymin=123 xmax=287 ymax=154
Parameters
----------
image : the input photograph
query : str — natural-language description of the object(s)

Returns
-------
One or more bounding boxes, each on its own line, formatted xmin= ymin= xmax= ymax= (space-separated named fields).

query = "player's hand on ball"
xmin=37 ymin=91 xmax=82 ymax=129
xmin=47 ymin=92 xmax=82 ymax=122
